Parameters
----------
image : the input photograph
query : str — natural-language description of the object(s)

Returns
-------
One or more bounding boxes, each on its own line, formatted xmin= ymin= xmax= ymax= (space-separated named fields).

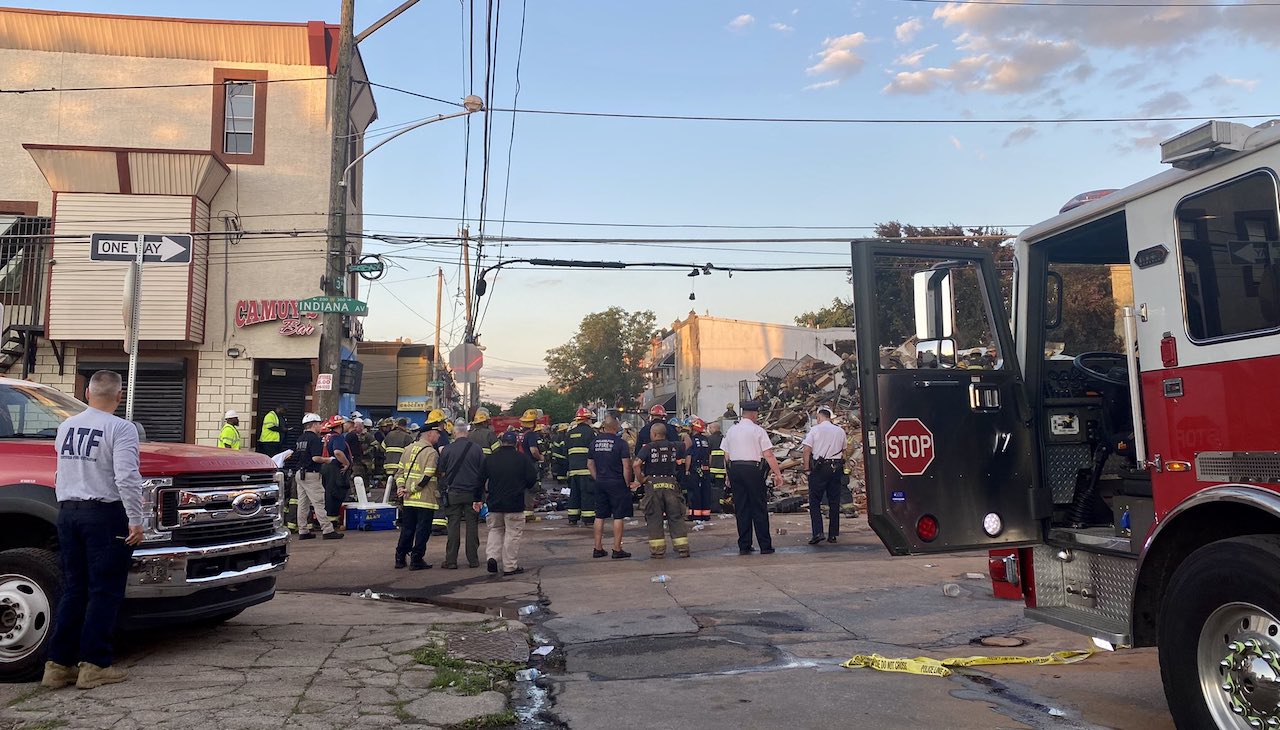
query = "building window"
xmin=223 ymin=81 xmax=256 ymax=155
xmin=212 ymin=68 xmax=268 ymax=165
xmin=1177 ymin=169 xmax=1280 ymax=342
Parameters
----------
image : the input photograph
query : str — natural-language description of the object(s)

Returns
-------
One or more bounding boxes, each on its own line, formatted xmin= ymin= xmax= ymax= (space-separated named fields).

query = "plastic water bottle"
xmin=651 ymin=575 xmax=671 ymax=584
xmin=479 ymin=504 xmax=489 ymax=520
xmin=515 ymin=668 xmax=540 ymax=681
xmin=943 ymin=583 xmax=963 ymax=597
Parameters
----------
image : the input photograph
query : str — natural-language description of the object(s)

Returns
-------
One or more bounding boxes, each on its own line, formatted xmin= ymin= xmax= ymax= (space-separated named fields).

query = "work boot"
xmin=394 ymin=556 xmax=407 ymax=569
xmin=322 ymin=531 xmax=344 ymax=540
xmin=650 ymin=552 xmax=665 ymax=559
xmin=676 ymin=550 xmax=691 ymax=559
xmin=76 ymin=662 xmax=127 ymax=689
xmin=487 ymin=558 xmax=499 ymax=573
xmin=592 ymin=549 xmax=608 ymax=559
xmin=827 ymin=535 xmax=838 ymax=544
xmin=297 ymin=532 xmax=317 ymax=540
xmin=808 ymin=533 xmax=825 ymax=545
xmin=41 ymin=660 xmax=77 ymax=689
xmin=409 ymin=560 xmax=431 ymax=571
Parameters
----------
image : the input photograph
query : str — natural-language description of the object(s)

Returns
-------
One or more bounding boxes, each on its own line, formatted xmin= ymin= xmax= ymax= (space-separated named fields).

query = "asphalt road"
xmin=280 ymin=505 xmax=1174 ymax=730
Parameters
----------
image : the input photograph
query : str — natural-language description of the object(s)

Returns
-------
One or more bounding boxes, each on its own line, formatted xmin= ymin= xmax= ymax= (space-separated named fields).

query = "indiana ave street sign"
xmin=90 ymin=233 xmax=192 ymax=264
xmin=297 ymin=296 xmax=368 ymax=316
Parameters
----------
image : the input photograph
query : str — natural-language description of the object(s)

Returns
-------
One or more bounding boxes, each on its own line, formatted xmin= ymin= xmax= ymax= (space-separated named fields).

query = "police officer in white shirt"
xmin=42 ymin=370 xmax=143 ymax=690
xmin=802 ymin=405 xmax=847 ymax=545
xmin=723 ymin=400 xmax=785 ymax=555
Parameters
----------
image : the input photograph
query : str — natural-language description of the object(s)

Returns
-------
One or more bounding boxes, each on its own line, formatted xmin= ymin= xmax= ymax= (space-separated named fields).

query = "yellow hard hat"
xmin=556 ymin=423 xmax=569 ymax=432
xmin=425 ymin=408 xmax=447 ymax=429
xmin=445 ymin=420 xmax=455 ymax=434
xmin=520 ymin=408 xmax=538 ymax=424
xmin=471 ymin=407 xmax=491 ymax=424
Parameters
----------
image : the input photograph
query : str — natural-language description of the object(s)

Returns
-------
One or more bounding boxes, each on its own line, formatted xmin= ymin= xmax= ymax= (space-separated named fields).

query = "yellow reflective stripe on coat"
xmin=568 ymin=447 xmax=589 ymax=455
xmin=568 ymin=469 xmax=591 ymax=477
xmin=841 ymin=648 xmax=1095 ymax=678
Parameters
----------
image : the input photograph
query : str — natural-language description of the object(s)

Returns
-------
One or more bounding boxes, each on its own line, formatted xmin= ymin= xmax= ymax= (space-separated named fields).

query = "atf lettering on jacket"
xmin=60 ymin=428 xmax=105 ymax=461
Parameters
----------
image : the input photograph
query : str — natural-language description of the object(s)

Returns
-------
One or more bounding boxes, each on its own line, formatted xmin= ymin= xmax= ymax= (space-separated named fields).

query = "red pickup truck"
xmin=0 ymin=377 xmax=288 ymax=680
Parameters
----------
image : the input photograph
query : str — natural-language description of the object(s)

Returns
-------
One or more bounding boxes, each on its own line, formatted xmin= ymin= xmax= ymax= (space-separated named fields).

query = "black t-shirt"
xmin=297 ymin=431 xmax=325 ymax=473
xmin=638 ymin=440 xmax=681 ymax=480
xmin=589 ymin=432 xmax=630 ymax=482
xmin=344 ymin=431 xmax=364 ymax=462
xmin=522 ymin=430 xmax=544 ymax=461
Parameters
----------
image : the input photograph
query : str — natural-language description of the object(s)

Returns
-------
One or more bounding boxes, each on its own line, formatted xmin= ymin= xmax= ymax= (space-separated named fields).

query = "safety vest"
xmin=259 ymin=410 xmax=281 ymax=444
xmin=708 ymin=432 xmax=727 ymax=477
xmin=219 ymin=423 xmax=241 ymax=450
xmin=382 ymin=429 xmax=413 ymax=474
xmin=397 ymin=440 xmax=440 ymax=509
xmin=566 ymin=422 xmax=594 ymax=477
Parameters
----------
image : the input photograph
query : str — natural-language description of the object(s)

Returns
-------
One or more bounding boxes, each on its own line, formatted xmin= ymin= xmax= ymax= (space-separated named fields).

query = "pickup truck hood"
xmin=0 ymin=440 xmax=277 ymax=489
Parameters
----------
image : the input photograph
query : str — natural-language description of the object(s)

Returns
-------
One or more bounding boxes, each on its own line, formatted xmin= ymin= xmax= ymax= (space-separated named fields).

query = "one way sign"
xmin=90 ymin=233 xmax=193 ymax=264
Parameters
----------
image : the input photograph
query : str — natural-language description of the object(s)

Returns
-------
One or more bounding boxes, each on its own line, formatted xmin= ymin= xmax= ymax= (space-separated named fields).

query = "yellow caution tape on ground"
xmin=841 ymin=648 xmax=1095 ymax=678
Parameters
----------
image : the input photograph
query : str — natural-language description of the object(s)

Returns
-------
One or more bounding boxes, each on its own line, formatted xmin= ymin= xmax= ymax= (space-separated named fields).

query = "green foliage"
xmin=1048 ymin=265 xmax=1124 ymax=353
xmin=478 ymin=401 xmax=505 ymax=417
xmin=506 ymin=386 xmax=578 ymax=424
xmin=544 ymin=307 xmax=657 ymax=405
xmin=794 ymin=298 xmax=853 ymax=328
xmin=449 ymin=710 xmax=519 ymax=729
xmin=411 ymin=644 xmax=520 ymax=697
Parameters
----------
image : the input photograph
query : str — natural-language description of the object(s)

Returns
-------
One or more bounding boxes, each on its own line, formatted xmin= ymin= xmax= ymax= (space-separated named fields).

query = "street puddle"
xmin=951 ymin=672 xmax=1116 ymax=730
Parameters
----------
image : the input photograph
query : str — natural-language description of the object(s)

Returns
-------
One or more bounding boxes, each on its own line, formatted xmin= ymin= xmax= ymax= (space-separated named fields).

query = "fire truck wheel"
xmin=0 ymin=548 xmax=61 ymax=682
xmin=1159 ymin=534 xmax=1280 ymax=730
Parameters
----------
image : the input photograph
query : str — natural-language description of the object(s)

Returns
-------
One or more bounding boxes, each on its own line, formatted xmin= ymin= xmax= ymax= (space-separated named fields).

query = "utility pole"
xmin=461 ymin=227 xmax=478 ymax=416
xmin=316 ymin=0 xmax=356 ymax=417
xmin=434 ymin=268 xmax=443 ymax=410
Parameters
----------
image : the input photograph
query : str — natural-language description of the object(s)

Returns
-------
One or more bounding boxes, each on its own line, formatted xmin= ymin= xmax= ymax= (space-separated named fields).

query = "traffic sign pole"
xmin=125 ymin=234 xmax=143 ymax=422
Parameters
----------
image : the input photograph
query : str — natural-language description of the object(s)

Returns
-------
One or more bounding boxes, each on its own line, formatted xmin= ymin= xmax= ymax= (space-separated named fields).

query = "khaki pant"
xmin=486 ymin=512 xmax=525 ymax=572
xmin=644 ymin=485 xmax=689 ymax=557
xmin=295 ymin=471 xmax=334 ymax=535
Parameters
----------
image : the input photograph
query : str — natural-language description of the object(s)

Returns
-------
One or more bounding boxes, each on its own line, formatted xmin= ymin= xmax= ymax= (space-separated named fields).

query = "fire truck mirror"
xmin=916 ymin=338 xmax=956 ymax=369
xmin=1045 ymin=270 xmax=1064 ymax=330
xmin=913 ymin=269 xmax=956 ymax=340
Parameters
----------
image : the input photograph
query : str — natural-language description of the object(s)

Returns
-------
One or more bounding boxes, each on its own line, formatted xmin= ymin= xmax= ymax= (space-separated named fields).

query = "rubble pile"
xmin=753 ymin=360 xmax=867 ymax=515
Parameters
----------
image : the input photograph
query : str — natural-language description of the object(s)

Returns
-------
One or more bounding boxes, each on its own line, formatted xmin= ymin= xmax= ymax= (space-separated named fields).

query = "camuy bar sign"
xmin=235 ymin=299 xmax=319 ymax=337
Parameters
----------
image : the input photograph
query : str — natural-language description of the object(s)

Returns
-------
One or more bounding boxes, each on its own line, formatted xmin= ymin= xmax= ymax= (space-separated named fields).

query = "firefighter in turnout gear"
xmin=394 ymin=413 xmax=445 ymax=570
xmin=426 ymin=409 xmax=450 ymax=534
xmin=550 ymin=423 xmax=569 ymax=485
xmin=707 ymin=421 xmax=730 ymax=513
xmin=468 ymin=408 xmax=495 ymax=454
xmin=381 ymin=418 xmax=414 ymax=499
xmin=519 ymin=409 xmax=543 ymax=522
xmin=684 ymin=418 xmax=713 ymax=521
xmin=566 ymin=408 xmax=597 ymax=526
xmin=635 ymin=422 xmax=690 ymax=558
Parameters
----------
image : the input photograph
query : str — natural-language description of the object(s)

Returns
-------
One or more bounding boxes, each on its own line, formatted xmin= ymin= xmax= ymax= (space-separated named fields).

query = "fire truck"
xmin=850 ymin=119 xmax=1280 ymax=729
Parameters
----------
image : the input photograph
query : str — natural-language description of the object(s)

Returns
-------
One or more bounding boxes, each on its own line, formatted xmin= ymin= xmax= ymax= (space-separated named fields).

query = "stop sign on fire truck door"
xmin=884 ymin=418 xmax=936 ymax=477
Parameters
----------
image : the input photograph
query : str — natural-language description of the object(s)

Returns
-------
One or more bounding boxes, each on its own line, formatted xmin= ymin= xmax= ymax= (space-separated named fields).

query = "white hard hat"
xmin=362 ymin=417 xmax=373 ymax=427
xmin=302 ymin=412 xmax=323 ymax=425
xmin=351 ymin=410 xmax=363 ymax=419
xmin=225 ymin=410 xmax=239 ymax=420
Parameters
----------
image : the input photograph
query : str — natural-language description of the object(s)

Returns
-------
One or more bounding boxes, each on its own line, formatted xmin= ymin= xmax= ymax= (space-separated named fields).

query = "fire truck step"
xmin=1024 ymin=606 xmax=1130 ymax=647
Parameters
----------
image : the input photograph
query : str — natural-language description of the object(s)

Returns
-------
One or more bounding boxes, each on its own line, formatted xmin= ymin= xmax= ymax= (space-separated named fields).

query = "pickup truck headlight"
xmin=140 ymin=477 xmax=174 ymax=543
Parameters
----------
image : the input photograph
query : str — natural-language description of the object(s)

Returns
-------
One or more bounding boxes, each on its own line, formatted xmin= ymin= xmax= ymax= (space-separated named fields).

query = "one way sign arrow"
xmin=90 ymin=233 xmax=193 ymax=264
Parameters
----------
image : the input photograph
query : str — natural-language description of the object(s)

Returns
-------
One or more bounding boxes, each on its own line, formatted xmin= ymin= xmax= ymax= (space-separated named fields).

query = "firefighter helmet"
xmin=556 ymin=423 xmax=569 ymax=432
xmin=472 ymin=407 xmax=491 ymax=424
xmin=425 ymin=409 xmax=447 ymax=429
xmin=575 ymin=407 xmax=593 ymax=421
xmin=649 ymin=404 xmax=668 ymax=418
xmin=520 ymin=409 xmax=539 ymax=424
xmin=690 ymin=418 xmax=707 ymax=433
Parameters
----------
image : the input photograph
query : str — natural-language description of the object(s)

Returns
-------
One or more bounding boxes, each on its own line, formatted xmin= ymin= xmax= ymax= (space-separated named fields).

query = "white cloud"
xmin=770 ymin=22 xmax=795 ymax=32
xmin=803 ymin=79 xmax=842 ymax=91
xmin=895 ymin=18 xmax=924 ymax=44
xmin=806 ymin=32 xmax=869 ymax=82
xmin=895 ymin=44 xmax=938 ymax=67
xmin=883 ymin=35 xmax=1082 ymax=95
xmin=728 ymin=14 xmax=755 ymax=31
xmin=950 ymin=135 xmax=964 ymax=151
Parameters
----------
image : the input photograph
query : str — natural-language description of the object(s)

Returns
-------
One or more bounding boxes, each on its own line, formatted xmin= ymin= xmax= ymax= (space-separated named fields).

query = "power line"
xmin=488 ymin=106 xmax=1280 ymax=125
xmin=894 ymin=0 xmax=1280 ymax=6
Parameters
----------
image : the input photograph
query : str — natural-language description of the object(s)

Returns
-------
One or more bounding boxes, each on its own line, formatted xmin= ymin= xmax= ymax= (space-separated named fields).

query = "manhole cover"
xmin=446 ymin=631 xmax=530 ymax=663
xmin=978 ymin=636 xmax=1026 ymax=649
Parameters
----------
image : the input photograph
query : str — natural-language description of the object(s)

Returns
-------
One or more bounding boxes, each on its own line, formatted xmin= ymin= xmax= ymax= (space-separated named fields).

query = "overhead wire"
xmin=893 ymin=0 xmax=1280 ymax=6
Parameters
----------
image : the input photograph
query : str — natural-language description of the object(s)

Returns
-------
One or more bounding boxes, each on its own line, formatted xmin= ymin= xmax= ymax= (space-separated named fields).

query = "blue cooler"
xmin=343 ymin=502 xmax=397 ymax=531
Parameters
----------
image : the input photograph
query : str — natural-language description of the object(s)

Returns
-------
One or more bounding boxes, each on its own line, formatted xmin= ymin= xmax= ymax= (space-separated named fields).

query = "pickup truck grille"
xmin=170 ymin=517 xmax=279 ymax=548
xmin=156 ymin=471 xmax=281 ymax=535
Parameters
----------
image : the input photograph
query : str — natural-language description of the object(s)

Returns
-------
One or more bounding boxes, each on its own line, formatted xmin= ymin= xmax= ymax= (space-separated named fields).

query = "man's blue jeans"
xmin=48 ymin=500 xmax=133 ymax=668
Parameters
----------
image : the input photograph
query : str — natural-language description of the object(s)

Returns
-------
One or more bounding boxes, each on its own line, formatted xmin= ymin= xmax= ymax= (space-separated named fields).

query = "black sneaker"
xmin=298 ymin=532 xmax=317 ymax=540
xmin=409 ymin=561 xmax=431 ymax=571
xmin=592 ymin=549 xmax=608 ymax=559
xmin=322 ymin=531 xmax=344 ymax=540
xmin=808 ymin=534 xmax=825 ymax=545
xmin=487 ymin=558 xmax=499 ymax=574
xmin=739 ymin=547 xmax=755 ymax=555
xmin=503 ymin=568 xmax=525 ymax=576
xmin=760 ymin=548 xmax=776 ymax=555
xmin=611 ymin=550 xmax=631 ymax=560
xmin=827 ymin=536 xmax=838 ymax=544
xmin=394 ymin=557 xmax=407 ymax=569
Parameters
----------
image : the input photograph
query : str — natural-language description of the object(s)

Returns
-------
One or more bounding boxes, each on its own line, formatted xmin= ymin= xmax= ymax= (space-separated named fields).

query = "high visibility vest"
xmin=219 ymin=423 xmax=241 ymax=450
xmin=259 ymin=410 xmax=281 ymax=444
xmin=708 ymin=433 xmax=727 ymax=477
xmin=566 ymin=423 xmax=594 ymax=477
xmin=397 ymin=441 xmax=440 ymax=509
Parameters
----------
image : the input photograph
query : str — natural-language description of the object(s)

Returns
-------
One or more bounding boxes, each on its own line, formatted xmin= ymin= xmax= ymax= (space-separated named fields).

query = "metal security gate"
xmin=79 ymin=361 xmax=188 ymax=443
xmin=255 ymin=359 xmax=312 ymax=449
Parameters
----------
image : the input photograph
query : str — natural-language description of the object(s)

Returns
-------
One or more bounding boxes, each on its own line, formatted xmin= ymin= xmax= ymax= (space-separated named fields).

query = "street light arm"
xmin=341 ymin=107 xmax=482 ymax=186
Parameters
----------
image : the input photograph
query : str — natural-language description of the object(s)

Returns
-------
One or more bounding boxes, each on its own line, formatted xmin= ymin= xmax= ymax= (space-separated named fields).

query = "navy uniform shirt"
xmin=589 ymin=432 xmax=630 ymax=483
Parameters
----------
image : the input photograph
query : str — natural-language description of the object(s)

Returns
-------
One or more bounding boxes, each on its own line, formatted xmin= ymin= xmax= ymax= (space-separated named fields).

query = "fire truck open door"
xmin=850 ymin=241 xmax=1048 ymax=555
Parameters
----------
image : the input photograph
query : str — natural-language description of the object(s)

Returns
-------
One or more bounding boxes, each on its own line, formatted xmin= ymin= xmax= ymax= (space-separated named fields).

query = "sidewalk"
xmin=0 ymin=592 xmax=529 ymax=730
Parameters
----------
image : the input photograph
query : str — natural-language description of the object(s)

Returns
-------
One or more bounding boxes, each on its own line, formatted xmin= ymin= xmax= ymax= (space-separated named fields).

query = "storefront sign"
xmin=397 ymin=396 xmax=429 ymax=412
xmin=235 ymin=300 xmax=319 ymax=337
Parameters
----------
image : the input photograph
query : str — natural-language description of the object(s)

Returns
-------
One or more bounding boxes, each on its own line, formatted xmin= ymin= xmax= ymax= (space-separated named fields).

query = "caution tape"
xmin=841 ymin=648 xmax=1095 ymax=678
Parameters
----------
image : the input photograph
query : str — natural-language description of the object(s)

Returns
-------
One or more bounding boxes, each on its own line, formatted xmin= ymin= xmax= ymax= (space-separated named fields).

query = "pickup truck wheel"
xmin=0 ymin=548 xmax=61 ymax=682
xmin=1159 ymin=535 xmax=1280 ymax=730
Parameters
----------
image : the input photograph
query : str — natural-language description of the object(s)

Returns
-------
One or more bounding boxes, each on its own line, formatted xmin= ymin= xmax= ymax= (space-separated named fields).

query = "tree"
xmin=794 ymin=298 xmax=853 ymax=328
xmin=545 ymin=307 xmax=657 ymax=405
xmin=506 ymin=386 xmax=578 ymax=424
xmin=478 ymin=401 xmax=505 ymax=417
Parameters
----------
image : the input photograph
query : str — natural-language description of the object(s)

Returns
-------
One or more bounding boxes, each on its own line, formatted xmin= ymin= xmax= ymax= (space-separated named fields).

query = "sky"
xmin=14 ymin=0 xmax=1279 ymax=404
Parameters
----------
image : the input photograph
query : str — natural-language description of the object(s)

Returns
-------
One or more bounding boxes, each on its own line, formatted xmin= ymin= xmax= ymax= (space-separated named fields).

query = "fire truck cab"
xmin=851 ymin=120 xmax=1280 ymax=729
